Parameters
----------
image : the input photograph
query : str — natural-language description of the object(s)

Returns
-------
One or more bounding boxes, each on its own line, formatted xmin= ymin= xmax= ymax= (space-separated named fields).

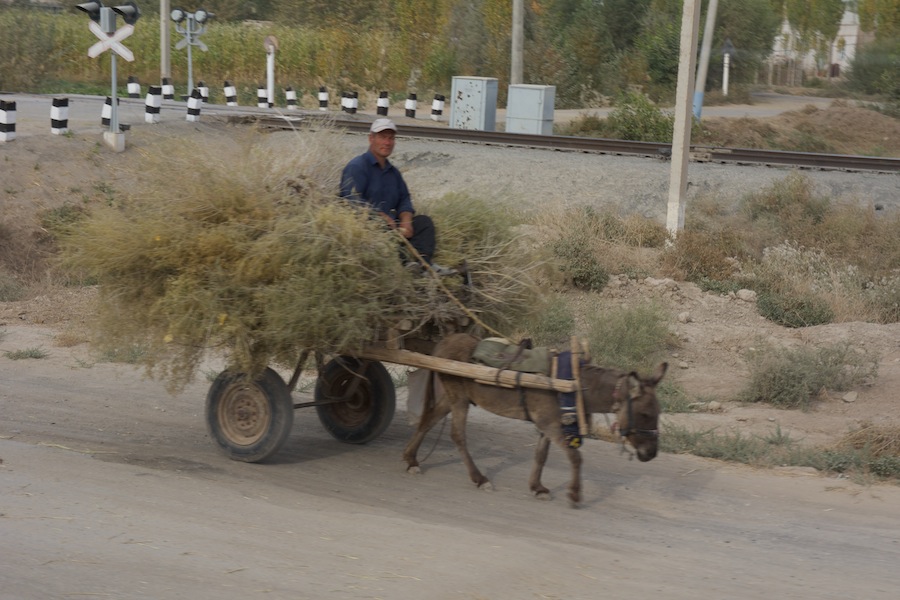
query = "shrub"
xmin=742 ymin=172 xmax=830 ymax=246
xmin=739 ymin=341 xmax=879 ymax=410
xmin=552 ymin=236 xmax=610 ymax=291
xmin=586 ymin=300 xmax=674 ymax=372
xmin=661 ymin=227 xmax=746 ymax=283
xmin=0 ymin=270 xmax=25 ymax=302
xmin=548 ymin=207 xmax=666 ymax=290
xmin=606 ymin=91 xmax=675 ymax=142
xmin=520 ymin=293 xmax=576 ymax=348
xmin=756 ymin=290 xmax=834 ymax=327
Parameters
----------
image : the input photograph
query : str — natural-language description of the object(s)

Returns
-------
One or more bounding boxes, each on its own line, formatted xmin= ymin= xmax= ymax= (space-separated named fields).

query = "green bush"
xmin=756 ymin=290 xmax=834 ymax=328
xmin=739 ymin=341 xmax=878 ymax=410
xmin=606 ymin=91 xmax=675 ymax=142
xmin=520 ymin=293 xmax=576 ymax=348
xmin=0 ymin=271 xmax=25 ymax=302
xmin=552 ymin=235 xmax=609 ymax=291
xmin=586 ymin=300 xmax=673 ymax=372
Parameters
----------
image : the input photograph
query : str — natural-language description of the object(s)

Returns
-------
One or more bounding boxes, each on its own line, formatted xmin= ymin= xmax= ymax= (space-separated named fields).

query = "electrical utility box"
xmin=449 ymin=76 xmax=498 ymax=131
xmin=505 ymin=84 xmax=555 ymax=135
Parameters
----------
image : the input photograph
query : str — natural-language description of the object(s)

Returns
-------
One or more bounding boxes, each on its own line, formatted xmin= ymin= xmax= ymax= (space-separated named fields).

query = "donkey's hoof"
xmin=477 ymin=481 xmax=494 ymax=491
xmin=406 ymin=465 xmax=422 ymax=475
xmin=533 ymin=490 xmax=553 ymax=501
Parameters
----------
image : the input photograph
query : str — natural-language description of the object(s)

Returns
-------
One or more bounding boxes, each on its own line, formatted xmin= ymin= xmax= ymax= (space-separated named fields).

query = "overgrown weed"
xmin=739 ymin=340 xmax=879 ymax=410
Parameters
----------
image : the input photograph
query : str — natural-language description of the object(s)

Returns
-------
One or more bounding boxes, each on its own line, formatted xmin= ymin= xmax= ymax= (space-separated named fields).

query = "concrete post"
xmin=510 ymin=0 xmax=524 ymax=85
xmin=666 ymin=0 xmax=702 ymax=236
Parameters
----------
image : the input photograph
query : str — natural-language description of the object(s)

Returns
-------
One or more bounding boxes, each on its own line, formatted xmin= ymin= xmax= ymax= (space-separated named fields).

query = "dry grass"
xmin=57 ymin=125 xmax=547 ymax=392
xmin=839 ymin=423 xmax=900 ymax=458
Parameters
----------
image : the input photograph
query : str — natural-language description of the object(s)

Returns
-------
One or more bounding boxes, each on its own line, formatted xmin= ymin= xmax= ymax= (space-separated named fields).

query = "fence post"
xmin=162 ymin=77 xmax=175 ymax=100
xmin=0 ymin=100 xmax=16 ymax=142
xmin=377 ymin=91 xmax=389 ymax=116
xmin=431 ymin=94 xmax=445 ymax=121
xmin=285 ymin=86 xmax=297 ymax=109
xmin=318 ymin=86 xmax=328 ymax=111
xmin=224 ymin=81 xmax=238 ymax=106
xmin=405 ymin=93 xmax=417 ymax=118
xmin=51 ymin=97 xmax=69 ymax=135
xmin=127 ymin=76 xmax=141 ymax=99
xmin=186 ymin=88 xmax=203 ymax=122
xmin=257 ymin=85 xmax=268 ymax=108
xmin=145 ymin=85 xmax=162 ymax=124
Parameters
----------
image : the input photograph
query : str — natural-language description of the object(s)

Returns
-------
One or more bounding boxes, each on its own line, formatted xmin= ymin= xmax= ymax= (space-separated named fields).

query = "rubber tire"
xmin=206 ymin=367 xmax=294 ymax=463
xmin=314 ymin=357 xmax=396 ymax=444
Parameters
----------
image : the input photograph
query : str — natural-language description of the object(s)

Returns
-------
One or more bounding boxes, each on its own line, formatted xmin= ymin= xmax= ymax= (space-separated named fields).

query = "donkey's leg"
xmin=529 ymin=433 xmax=553 ymax=499
xmin=534 ymin=416 xmax=583 ymax=506
xmin=448 ymin=396 xmax=491 ymax=489
xmin=402 ymin=400 xmax=451 ymax=474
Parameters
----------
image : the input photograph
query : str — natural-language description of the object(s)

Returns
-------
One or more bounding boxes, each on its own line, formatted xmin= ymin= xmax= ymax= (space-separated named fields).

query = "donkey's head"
xmin=611 ymin=362 xmax=667 ymax=462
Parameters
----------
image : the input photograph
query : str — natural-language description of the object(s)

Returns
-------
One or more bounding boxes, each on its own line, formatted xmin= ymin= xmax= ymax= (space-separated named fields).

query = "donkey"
xmin=402 ymin=333 xmax=667 ymax=506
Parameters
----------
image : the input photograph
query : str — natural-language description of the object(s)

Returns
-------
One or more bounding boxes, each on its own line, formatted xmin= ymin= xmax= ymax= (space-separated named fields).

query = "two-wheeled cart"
xmin=205 ymin=318 xmax=580 ymax=462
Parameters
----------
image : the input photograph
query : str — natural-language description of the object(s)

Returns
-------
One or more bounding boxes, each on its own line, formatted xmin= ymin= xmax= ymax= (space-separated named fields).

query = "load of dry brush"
xmin=61 ymin=125 xmax=544 ymax=391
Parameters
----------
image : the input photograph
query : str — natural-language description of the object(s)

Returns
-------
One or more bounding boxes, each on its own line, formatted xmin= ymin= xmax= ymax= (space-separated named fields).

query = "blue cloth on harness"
xmin=556 ymin=351 xmax=582 ymax=448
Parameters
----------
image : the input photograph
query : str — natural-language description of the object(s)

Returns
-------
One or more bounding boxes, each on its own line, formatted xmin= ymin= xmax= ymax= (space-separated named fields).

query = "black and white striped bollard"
xmin=285 ymin=86 xmax=298 ymax=109
xmin=186 ymin=88 xmax=203 ymax=122
xmin=318 ymin=86 xmax=328 ymax=111
xmin=51 ymin=97 xmax=69 ymax=135
xmin=197 ymin=81 xmax=209 ymax=103
xmin=101 ymin=97 xmax=118 ymax=127
xmin=257 ymin=85 xmax=268 ymax=108
xmin=1 ymin=100 xmax=16 ymax=142
xmin=348 ymin=91 xmax=358 ymax=114
xmin=162 ymin=77 xmax=175 ymax=100
xmin=377 ymin=91 xmax=389 ymax=116
xmin=224 ymin=81 xmax=238 ymax=106
xmin=431 ymin=94 xmax=445 ymax=121
xmin=145 ymin=85 xmax=162 ymax=124
xmin=340 ymin=91 xmax=349 ymax=113
xmin=405 ymin=93 xmax=417 ymax=118
xmin=127 ymin=76 xmax=141 ymax=99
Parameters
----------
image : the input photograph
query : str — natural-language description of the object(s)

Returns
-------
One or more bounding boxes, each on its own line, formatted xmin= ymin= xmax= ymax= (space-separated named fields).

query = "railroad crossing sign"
xmin=87 ymin=21 xmax=135 ymax=61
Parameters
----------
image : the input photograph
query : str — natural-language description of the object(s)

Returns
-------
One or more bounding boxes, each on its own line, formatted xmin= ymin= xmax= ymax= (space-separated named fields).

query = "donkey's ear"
xmin=627 ymin=373 xmax=641 ymax=396
xmin=650 ymin=362 xmax=668 ymax=385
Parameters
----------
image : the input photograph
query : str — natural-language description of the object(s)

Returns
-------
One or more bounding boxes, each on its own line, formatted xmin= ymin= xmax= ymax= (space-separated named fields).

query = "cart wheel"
xmin=315 ymin=357 xmax=396 ymax=444
xmin=206 ymin=367 xmax=294 ymax=463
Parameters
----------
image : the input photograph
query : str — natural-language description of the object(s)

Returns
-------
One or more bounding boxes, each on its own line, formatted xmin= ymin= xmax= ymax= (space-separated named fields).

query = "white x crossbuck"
xmin=87 ymin=22 xmax=135 ymax=62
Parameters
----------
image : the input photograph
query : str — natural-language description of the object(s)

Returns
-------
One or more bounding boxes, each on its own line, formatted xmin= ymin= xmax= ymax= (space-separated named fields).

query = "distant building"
xmin=767 ymin=5 xmax=874 ymax=84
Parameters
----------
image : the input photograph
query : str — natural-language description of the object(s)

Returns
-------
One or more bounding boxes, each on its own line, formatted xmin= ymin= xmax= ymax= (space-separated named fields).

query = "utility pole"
xmin=693 ymin=0 xmax=718 ymax=119
xmin=510 ymin=0 xmax=524 ymax=85
xmin=160 ymin=0 xmax=171 ymax=80
xmin=666 ymin=0 xmax=702 ymax=235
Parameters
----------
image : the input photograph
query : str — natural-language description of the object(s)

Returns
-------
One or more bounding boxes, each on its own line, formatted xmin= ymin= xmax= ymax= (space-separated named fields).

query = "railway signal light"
xmin=76 ymin=1 xmax=104 ymax=23
xmin=112 ymin=1 xmax=141 ymax=26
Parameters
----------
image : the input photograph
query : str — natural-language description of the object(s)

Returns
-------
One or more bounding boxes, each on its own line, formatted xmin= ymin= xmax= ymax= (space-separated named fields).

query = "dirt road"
xmin=1 ymin=323 xmax=898 ymax=600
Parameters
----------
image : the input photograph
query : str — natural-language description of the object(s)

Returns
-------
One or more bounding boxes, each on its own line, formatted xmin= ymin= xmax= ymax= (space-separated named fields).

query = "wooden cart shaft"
xmin=355 ymin=347 xmax=579 ymax=394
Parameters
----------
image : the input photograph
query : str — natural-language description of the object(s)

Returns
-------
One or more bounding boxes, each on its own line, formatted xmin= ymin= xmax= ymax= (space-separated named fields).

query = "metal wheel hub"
xmin=219 ymin=383 xmax=272 ymax=446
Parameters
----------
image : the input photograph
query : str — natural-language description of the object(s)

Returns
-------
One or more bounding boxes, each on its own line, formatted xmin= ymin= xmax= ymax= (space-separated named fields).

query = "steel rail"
xmin=244 ymin=113 xmax=900 ymax=173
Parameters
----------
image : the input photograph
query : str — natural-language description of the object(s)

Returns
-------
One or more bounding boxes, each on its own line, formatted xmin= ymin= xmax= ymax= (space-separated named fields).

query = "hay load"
xmin=61 ymin=126 xmax=543 ymax=391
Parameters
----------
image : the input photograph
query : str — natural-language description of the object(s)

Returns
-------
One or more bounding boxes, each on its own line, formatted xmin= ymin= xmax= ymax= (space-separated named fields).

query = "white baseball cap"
xmin=370 ymin=118 xmax=397 ymax=133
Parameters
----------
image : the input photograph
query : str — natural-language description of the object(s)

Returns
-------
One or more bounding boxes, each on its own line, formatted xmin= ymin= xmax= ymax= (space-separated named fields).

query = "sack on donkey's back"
xmin=471 ymin=338 xmax=553 ymax=376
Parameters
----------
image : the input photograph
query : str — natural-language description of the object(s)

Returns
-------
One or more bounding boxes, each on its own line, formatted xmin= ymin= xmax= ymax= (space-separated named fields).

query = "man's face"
xmin=369 ymin=130 xmax=396 ymax=161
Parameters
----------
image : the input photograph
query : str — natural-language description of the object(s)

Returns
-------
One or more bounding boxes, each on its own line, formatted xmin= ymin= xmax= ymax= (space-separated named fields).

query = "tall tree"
xmin=858 ymin=0 xmax=900 ymax=38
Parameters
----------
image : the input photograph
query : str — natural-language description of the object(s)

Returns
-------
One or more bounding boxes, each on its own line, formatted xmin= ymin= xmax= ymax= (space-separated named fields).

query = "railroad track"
xmin=242 ymin=112 xmax=900 ymax=173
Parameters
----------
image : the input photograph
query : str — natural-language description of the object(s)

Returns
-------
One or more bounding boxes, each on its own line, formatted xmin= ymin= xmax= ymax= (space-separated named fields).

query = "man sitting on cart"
xmin=340 ymin=118 xmax=457 ymax=276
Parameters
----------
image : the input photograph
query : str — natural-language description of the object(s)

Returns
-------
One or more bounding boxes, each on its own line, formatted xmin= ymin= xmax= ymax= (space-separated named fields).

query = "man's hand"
xmin=397 ymin=212 xmax=414 ymax=238
xmin=380 ymin=212 xmax=414 ymax=238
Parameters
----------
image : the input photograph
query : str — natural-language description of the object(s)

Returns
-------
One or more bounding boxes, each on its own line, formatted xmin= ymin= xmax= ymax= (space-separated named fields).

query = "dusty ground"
xmin=1 ymin=95 xmax=899 ymax=599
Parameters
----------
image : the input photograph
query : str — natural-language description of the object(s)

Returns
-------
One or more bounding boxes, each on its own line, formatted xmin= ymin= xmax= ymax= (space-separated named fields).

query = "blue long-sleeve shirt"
xmin=339 ymin=150 xmax=415 ymax=220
